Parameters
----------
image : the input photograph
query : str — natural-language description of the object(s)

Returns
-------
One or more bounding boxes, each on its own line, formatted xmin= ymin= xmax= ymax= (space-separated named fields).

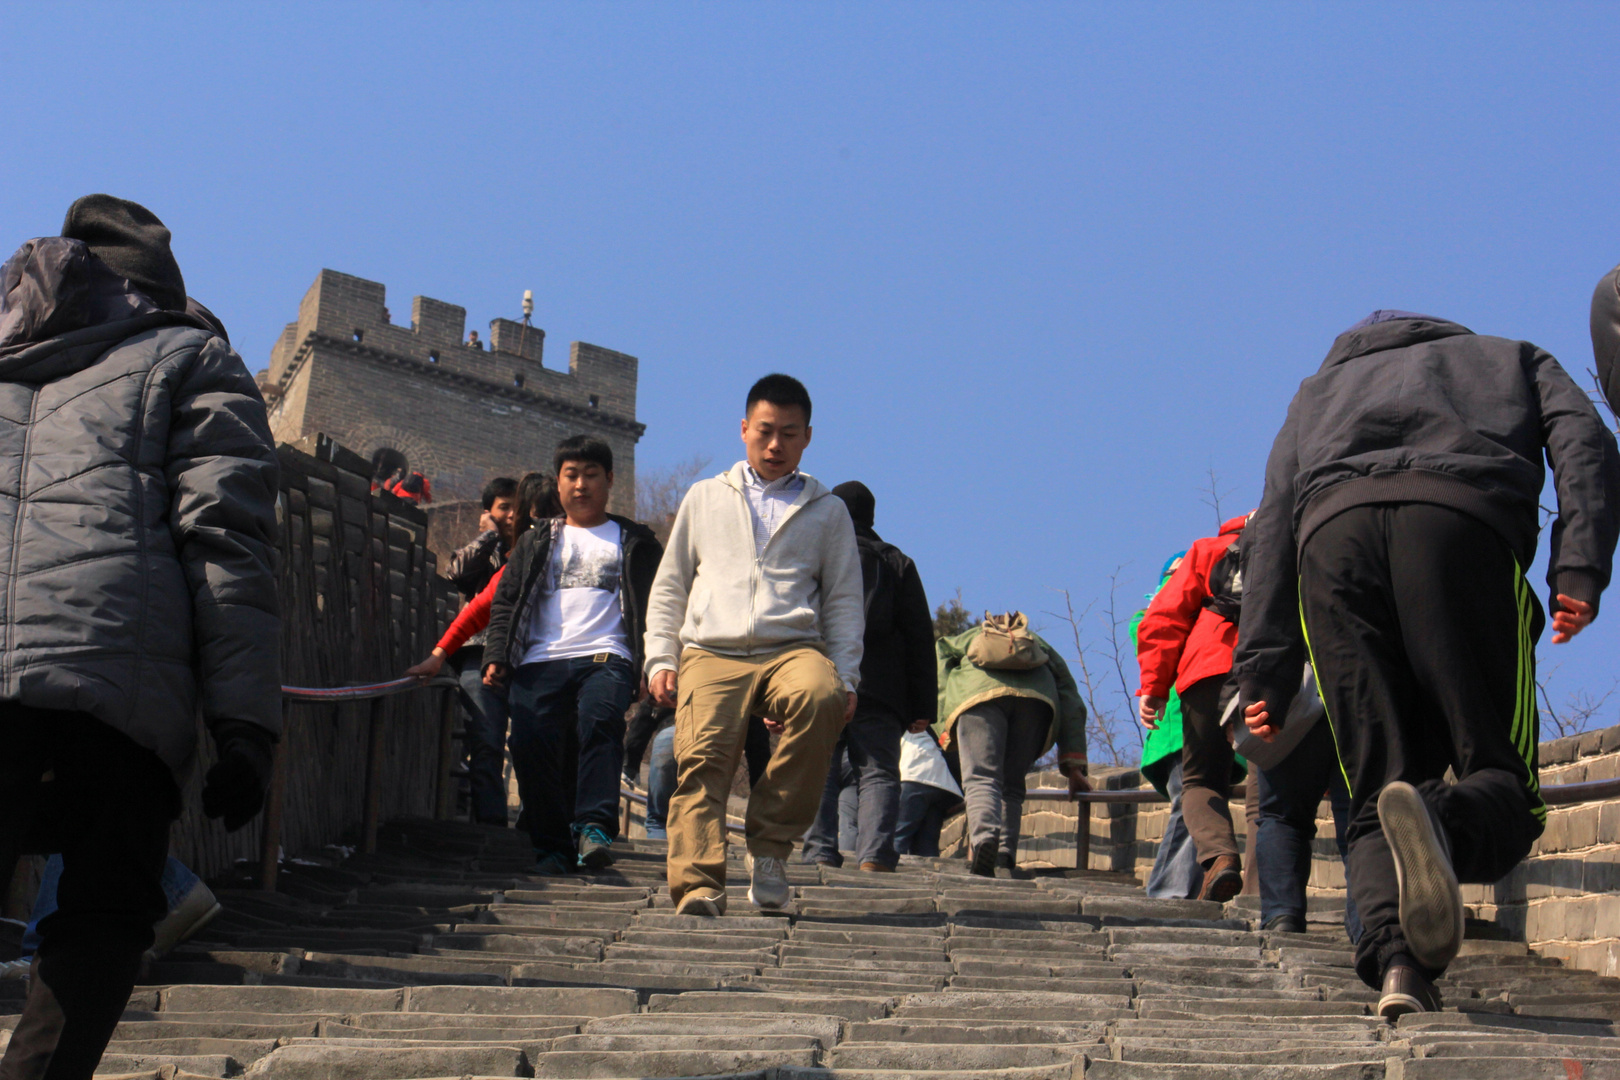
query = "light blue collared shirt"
xmin=743 ymin=465 xmax=805 ymax=556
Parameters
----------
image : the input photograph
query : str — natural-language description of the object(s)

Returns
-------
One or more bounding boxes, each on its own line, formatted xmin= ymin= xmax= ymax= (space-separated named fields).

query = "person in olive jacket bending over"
xmin=0 ymin=196 xmax=281 ymax=1080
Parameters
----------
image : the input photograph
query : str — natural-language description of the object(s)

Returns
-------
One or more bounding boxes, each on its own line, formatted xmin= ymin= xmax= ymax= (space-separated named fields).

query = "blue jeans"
xmin=645 ymin=723 xmax=677 ymax=839
xmin=1145 ymin=762 xmax=1204 ymax=899
xmin=457 ymin=649 xmax=510 ymax=825
xmin=802 ymin=706 xmax=904 ymax=868
xmin=506 ymin=654 xmax=635 ymax=857
xmin=1257 ymin=716 xmax=1362 ymax=942
xmin=23 ymin=855 xmax=200 ymax=956
xmin=894 ymin=782 xmax=962 ymax=857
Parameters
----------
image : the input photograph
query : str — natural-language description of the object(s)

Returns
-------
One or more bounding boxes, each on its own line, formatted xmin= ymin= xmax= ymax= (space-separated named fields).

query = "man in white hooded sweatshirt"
xmin=645 ymin=374 xmax=864 ymax=915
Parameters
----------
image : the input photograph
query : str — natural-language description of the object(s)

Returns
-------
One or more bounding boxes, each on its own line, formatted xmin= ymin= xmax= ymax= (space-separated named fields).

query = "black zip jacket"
xmin=854 ymin=526 xmax=938 ymax=722
xmin=484 ymin=513 xmax=663 ymax=676
xmin=1235 ymin=315 xmax=1620 ymax=715
xmin=444 ymin=528 xmax=507 ymax=600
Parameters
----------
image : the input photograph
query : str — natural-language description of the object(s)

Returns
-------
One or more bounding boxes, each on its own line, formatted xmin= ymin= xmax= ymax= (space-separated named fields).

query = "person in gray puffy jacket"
xmin=0 ymin=196 xmax=280 ymax=1080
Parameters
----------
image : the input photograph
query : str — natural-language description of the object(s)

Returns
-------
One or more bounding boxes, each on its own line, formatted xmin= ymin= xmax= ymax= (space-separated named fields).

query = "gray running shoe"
xmin=745 ymin=853 xmax=790 ymax=910
xmin=1378 ymin=780 xmax=1464 ymax=971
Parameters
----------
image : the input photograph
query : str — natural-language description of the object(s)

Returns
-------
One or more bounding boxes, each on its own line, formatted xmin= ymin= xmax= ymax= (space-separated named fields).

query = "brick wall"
xmin=266 ymin=270 xmax=643 ymax=514
xmin=1471 ymin=724 xmax=1620 ymax=977
xmin=1008 ymin=724 xmax=1620 ymax=977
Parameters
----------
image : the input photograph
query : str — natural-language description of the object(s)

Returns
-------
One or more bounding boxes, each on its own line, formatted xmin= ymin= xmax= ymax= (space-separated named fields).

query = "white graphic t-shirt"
xmin=520 ymin=520 xmax=629 ymax=664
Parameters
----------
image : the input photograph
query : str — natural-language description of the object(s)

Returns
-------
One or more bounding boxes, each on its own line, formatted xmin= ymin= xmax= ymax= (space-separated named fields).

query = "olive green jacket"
xmin=934 ymin=626 xmax=1087 ymax=769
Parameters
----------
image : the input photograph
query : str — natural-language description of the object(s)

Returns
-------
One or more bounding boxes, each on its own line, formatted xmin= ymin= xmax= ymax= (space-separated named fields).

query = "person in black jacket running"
xmin=1234 ymin=310 xmax=1620 ymax=1019
xmin=801 ymin=481 xmax=937 ymax=871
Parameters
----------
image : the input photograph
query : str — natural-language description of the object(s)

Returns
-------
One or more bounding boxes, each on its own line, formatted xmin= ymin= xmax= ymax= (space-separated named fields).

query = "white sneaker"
xmin=745 ymin=853 xmax=790 ymax=910
xmin=145 ymin=880 xmax=223 ymax=961
xmin=1379 ymin=780 xmax=1464 ymax=972
xmin=0 ymin=959 xmax=29 ymax=980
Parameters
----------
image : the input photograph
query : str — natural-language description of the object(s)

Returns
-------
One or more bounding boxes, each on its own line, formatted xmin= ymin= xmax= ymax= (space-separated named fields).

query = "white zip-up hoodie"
xmin=643 ymin=461 xmax=865 ymax=690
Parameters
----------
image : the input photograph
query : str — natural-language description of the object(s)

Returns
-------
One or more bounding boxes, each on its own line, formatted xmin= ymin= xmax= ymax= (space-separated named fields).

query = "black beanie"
xmin=832 ymin=481 xmax=875 ymax=530
xmin=60 ymin=195 xmax=186 ymax=311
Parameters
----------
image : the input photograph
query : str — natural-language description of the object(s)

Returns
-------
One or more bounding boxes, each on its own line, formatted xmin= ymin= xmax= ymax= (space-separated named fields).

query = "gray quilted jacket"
xmin=0 ymin=237 xmax=281 ymax=779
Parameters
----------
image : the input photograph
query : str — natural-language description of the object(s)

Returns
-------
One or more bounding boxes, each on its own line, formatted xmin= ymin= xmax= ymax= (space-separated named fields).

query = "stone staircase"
xmin=13 ymin=818 xmax=1620 ymax=1079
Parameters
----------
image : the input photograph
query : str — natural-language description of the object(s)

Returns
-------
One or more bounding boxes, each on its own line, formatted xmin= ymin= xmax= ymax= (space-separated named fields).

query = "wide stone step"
xmin=825 ymin=1041 xmax=1091 ymax=1070
xmin=581 ymin=1011 xmax=844 ymax=1047
xmin=1081 ymin=1062 xmax=1386 ymax=1079
xmin=1387 ymin=1060 xmax=1620 ymax=1079
xmin=529 ymin=1047 xmax=820 ymax=1077
xmin=241 ymin=1043 xmax=529 ymax=1078
xmin=93 ymin=1051 xmax=237 ymax=1076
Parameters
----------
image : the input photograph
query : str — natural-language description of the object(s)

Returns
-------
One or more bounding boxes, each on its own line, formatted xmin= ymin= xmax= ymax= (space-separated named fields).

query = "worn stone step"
xmin=580 ymin=1011 xmax=844 ymax=1047
xmin=431 ymin=933 xmax=605 ymax=956
xmin=1082 ymin=1062 xmax=1385 ymax=1079
xmin=549 ymin=1033 xmax=824 ymax=1052
xmin=321 ymin=1019 xmax=578 ymax=1040
xmin=529 ymin=1047 xmax=819 ymax=1077
xmin=241 ymin=1043 xmax=528 ymax=1078
xmin=93 ymin=1052 xmax=237 ymax=1076
xmin=341 ymin=1011 xmax=592 ymax=1031
xmin=892 ymin=990 xmax=1132 ymax=1020
xmin=826 ymin=1041 xmax=1090 ymax=1070
xmin=158 ymin=985 xmax=406 ymax=1014
xmin=645 ymin=991 xmax=894 ymax=1021
xmin=91 ymin=1038 xmax=277 ymax=1062
xmin=1117 ymin=1046 xmax=1387 ymax=1066
xmin=109 ymin=1020 xmax=321 ymax=1041
xmin=844 ymin=1019 xmax=1108 ymax=1044
xmin=1386 ymin=1059 xmax=1620 ymax=1079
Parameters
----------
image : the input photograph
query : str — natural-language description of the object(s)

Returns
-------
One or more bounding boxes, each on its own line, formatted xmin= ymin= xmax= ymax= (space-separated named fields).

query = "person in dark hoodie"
xmin=800 ymin=482 xmax=937 ymax=871
xmin=0 ymin=196 xmax=280 ymax=1079
xmin=1235 ymin=310 xmax=1620 ymax=1019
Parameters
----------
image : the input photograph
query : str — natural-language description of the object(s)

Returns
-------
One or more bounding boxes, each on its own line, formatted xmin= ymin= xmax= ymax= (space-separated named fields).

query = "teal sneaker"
xmin=576 ymin=823 xmax=616 ymax=870
xmin=533 ymin=851 xmax=573 ymax=876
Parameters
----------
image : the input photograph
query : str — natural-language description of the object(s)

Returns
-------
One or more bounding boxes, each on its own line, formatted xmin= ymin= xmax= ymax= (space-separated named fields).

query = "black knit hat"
xmin=60 ymin=195 xmax=186 ymax=311
xmin=832 ymin=480 xmax=875 ymax=530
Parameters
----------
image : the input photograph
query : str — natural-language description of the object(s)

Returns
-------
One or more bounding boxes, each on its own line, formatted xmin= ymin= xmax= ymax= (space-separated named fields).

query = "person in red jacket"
xmin=1136 ymin=513 xmax=1249 ymax=902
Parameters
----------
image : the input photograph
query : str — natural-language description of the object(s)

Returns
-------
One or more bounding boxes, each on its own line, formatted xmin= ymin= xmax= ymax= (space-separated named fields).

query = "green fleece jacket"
xmin=934 ymin=626 xmax=1087 ymax=772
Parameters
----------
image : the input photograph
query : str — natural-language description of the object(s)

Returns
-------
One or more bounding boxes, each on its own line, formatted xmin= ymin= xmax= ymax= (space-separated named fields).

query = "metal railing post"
xmin=258 ymin=700 xmax=292 ymax=891
xmin=1075 ymin=797 xmax=1091 ymax=872
xmin=435 ymin=684 xmax=458 ymax=820
xmin=362 ymin=696 xmax=387 ymax=853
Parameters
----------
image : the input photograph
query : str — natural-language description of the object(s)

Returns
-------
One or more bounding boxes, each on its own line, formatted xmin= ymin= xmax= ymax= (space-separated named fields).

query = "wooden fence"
xmin=170 ymin=434 xmax=460 ymax=880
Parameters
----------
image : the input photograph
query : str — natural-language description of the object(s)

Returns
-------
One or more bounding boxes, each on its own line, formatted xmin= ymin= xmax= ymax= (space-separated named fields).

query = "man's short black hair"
xmin=554 ymin=434 xmax=614 ymax=476
xmin=746 ymin=373 xmax=812 ymax=423
xmin=481 ymin=476 xmax=518 ymax=510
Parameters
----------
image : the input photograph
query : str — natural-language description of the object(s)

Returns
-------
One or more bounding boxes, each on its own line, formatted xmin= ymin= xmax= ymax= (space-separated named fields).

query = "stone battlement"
xmin=268 ymin=270 xmax=639 ymax=426
xmin=264 ymin=270 xmax=643 ymax=513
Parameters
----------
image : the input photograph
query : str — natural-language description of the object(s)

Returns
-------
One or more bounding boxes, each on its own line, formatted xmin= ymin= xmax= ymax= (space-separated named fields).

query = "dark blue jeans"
xmin=1256 ymin=715 xmax=1362 ymax=942
xmin=456 ymin=648 xmax=510 ymax=825
xmin=802 ymin=706 xmax=904 ymax=868
xmin=506 ymin=654 xmax=635 ymax=858
xmin=894 ymin=782 xmax=962 ymax=857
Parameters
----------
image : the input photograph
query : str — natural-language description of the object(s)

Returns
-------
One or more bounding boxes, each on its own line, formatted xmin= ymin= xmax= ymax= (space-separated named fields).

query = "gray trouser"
xmin=955 ymin=696 xmax=1053 ymax=862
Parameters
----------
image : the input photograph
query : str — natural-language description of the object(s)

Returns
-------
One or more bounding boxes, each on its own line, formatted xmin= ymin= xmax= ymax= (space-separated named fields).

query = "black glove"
xmin=202 ymin=720 xmax=277 ymax=832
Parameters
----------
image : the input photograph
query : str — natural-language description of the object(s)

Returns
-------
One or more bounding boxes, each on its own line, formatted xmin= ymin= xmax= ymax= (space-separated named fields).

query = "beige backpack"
xmin=965 ymin=612 xmax=1049 ymax=671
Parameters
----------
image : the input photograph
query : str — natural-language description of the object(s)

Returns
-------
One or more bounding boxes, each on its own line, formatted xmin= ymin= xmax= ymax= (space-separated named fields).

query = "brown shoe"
xmin=1198 ymin=854 xmax=1243 ymax=903
xmin=1378 ymin=961 xmax=1443 ymax=1019
xmin=859 ymin=862 xmax=895 ymax=873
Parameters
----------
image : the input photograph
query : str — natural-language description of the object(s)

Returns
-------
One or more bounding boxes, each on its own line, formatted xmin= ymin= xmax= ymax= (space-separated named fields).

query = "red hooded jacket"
xmin=1136 ymin=514 xmax=1248 ymax=699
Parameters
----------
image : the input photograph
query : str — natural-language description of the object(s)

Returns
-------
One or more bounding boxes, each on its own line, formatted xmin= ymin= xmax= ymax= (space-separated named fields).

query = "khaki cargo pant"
xmin=667 ymin=645 xmax=847 ymax=904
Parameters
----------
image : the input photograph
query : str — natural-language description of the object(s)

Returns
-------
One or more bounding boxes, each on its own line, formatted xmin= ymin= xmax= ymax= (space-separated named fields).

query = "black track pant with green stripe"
xmin=1299 ymin=502 xmax=1545 ymax=988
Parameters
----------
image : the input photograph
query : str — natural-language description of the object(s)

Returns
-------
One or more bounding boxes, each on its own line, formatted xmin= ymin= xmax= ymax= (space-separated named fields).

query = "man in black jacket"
xmin=483 ymin=436 xmax=662 ymax=873
xmin=801 ymin=482 xmax=937 ymax=871
xmin=0 ymin=197 xmax=280 ymax=1079
xmin=441 ymin=475 xmax=517 ymax=825
xmin=1236 ymin=310 xmax=1620 ymax=1018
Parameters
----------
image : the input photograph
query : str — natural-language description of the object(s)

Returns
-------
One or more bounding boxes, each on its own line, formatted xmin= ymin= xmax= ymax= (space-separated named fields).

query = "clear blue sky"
xmin=4 ymin=2 xmax=1619 ymax=740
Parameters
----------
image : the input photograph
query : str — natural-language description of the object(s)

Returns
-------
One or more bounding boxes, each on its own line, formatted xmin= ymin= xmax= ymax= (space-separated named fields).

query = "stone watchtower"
xmin=264 ymin=270 xmax=644 ymax=515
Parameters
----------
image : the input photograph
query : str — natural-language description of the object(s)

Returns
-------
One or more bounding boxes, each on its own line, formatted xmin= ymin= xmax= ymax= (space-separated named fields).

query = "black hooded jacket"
xmin=1234 ymin=315 xmax=1620 ymax=714
xmin=830 ymin=482 xmax=937 ymax=722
